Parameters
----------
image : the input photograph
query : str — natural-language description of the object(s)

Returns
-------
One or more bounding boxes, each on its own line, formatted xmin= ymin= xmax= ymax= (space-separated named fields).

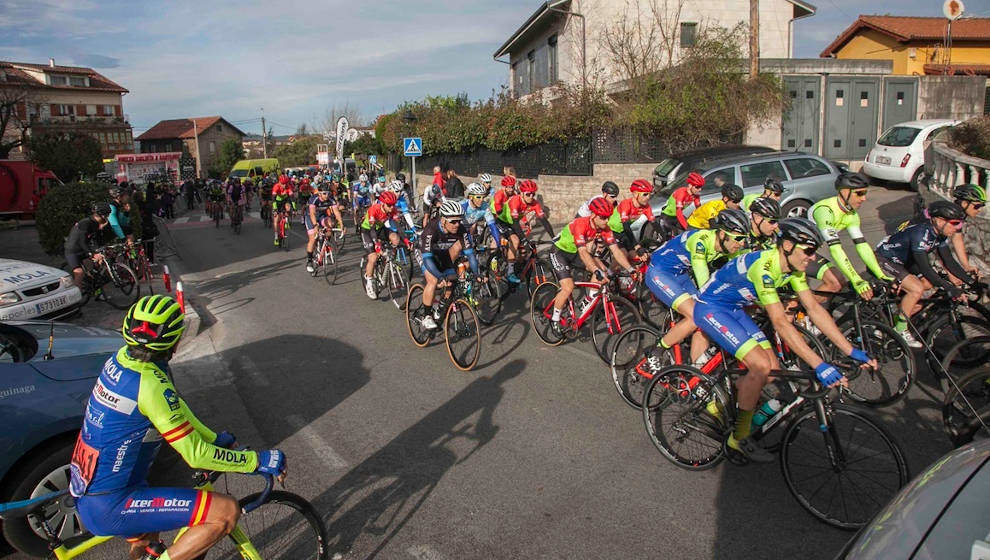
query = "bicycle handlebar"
xmin=242 ymin=473 xmax=274 ymax=514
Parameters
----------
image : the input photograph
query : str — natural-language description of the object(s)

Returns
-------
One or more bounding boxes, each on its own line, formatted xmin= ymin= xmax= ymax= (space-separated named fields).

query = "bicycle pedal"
xmin=724 ymin=441 xmax=750 ymax=466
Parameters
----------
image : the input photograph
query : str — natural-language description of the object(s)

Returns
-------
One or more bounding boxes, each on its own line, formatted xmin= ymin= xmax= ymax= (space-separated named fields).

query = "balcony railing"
xmin=29 ymin=115 xmax=129 ymax=125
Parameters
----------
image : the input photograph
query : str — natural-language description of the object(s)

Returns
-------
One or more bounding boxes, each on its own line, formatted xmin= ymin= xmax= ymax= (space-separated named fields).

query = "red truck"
xmin=0 ymin=161 xmax=61 ymax=218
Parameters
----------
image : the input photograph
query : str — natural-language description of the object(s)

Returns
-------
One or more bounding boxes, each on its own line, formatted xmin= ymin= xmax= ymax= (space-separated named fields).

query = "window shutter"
xmin=76 ymin=104 xmax=86 ymax=116
xmin=114 ymin=105 xmax=122 ymax=116
xmin=50 ymin=104 xmax=60 ymax=116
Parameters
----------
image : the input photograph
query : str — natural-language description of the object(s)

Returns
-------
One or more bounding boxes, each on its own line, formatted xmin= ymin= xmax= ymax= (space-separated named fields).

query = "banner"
xmin=335 ymin=117 xmax=348 ymax=162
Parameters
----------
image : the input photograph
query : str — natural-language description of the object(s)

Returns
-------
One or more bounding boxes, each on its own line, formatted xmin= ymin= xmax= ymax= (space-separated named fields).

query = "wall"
xmin=835 ymin=32 xmax=990 ymax=76
xmin=917 ymin=76 xmax=986 ymax=121
xmin=187 ymin=122 xmax=243 ymax=176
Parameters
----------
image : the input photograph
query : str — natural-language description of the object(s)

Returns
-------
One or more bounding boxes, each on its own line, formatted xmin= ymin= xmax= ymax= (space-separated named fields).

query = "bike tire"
xmin=530 ymin=281 xmax=565 ymax=346
xmin=924 ymin=314 xmax=990 ymax=373
xmin=207 ymin=490 xmax=329 ymax=559
xmin=643 ymin=366 xmax=729 ymax=470
xmin=445 ymin=298 xmax=481 ymax=371
xmin=405 ymin=284 xmax=432 ymax=347
xmin=609 ymin=325 xmax=662 ymax=409
xmin=323 ymin=245 xmax=339 ymax=287
xmin=590 ymin=295 xmax=641 ymax=365
xmin=524 ymin=257 xmax=552 ymax=299
xmin=474 ymin=275 xmax=503 ymax=326
xmin=836 ymin=321 xmax=915 ymax=407
xmin=387 ymin=261 xmax=409 ymax=311
xmin=780 ymin=404 xmax=908 ymax=530
xmin=941 ymin=366 xmax=990 ymax=447
xmin=102 ymin=262 xmax=140 ymax=310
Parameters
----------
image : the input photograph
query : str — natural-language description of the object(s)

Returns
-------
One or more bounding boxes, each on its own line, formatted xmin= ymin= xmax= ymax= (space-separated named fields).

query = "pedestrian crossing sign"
xmin=403 ymin=137 xmax=423 ymax=157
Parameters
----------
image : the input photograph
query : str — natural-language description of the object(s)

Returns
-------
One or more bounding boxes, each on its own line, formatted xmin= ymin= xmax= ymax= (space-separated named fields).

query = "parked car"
xmin=0 ymin=321 xmax=121 ymax=556
xmin=651 ymin=151 xmax=843 ymax=220
xmin=651 ymin=145 xmax=776 ymax=190
xmin=862 ymin=119 xmax=958 ymax=190
xmin=0 ymin=259 xmax=82 ymax=322
xmin=835 ymin=439 xmax=989 ymax=559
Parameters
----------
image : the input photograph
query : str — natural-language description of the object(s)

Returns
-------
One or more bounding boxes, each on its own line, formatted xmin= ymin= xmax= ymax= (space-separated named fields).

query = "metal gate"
xmin=824 ymin=77 xmax=880 ymax=160
xmin=781 ymin=76 xmax=820 ymax=153
xmin=882 ymin=78 xmax=918 ymax=130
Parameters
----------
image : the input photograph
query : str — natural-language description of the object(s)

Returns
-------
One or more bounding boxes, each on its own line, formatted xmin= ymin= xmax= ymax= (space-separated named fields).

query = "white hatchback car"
xmin=862 ymin=119 xmax=958 ymax=190
xmin=0 ymin=259 xmax=82 ymax=321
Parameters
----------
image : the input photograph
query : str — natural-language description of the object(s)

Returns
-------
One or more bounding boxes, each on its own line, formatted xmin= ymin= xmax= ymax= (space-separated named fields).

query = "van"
xmin=229 ymin=158 xmax=279 ymax=181
xmin=0 ymin=161 xmax=62 ymax=218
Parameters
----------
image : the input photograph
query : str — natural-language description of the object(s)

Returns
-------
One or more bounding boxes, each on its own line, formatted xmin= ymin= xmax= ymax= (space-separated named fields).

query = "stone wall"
xmin=917 ymin=76 xmax=986 ymax=121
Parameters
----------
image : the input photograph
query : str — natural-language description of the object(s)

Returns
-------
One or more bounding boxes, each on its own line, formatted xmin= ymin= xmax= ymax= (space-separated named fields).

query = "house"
xmin=0 ymin=58 xmax=132 ymax=159
xmin=135 ymin=116 xmax=245 ymax=177
xmin=820 ymin=15 xmax=990 ymax=76
xmin=493 ymin=0 xmax=816 ymax=98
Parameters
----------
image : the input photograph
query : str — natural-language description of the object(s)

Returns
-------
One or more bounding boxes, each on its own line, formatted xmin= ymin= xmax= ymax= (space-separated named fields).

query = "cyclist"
xmin=874 ymin=200 xmax=973 ymax=347
xmin=69 ymin=295 xmax=285 ymax=560
xmin=418 ymin=200 xmax=480 ymax=330
xmin=740 ymin=177 xmax=784 ymax=212
xmin=949 ymin=184 xmax=986 ymax=278
xmin=388 ymin=180 xmax=417 ymax=231
xmin=492 ymin=179 xmax=553 ymax=284
xmin=478 ymin=173 xmax=493 ymax=195
xmin=304 ymin=183 xmax=344 ymax=273
xmin=460 ymin=182 xmax=490 ymax=240
xmin=657 ymin=218 xmax=876 ymax=462
xmin=107 ymin=186 xmax=133 ymax=244
xmin=659 ymin=171 xmax=704 ymax=235
xmin=615 ymin=179 xmax=656 ymax=252
xmin=807 ymin=172 xmax=891 ymax=302
xmin=65 ymin=202 xmax=112 ymax=289
xmin=576 ymin=181 xmax=620 ymax=218
xmin=646 ymin=209 xmax=750 ymax=365
xmin=371 ymin=175 xmax=387 ymax=200
xmin=226 ymin=178 xmax=245 ymax=227
xmin=352 ymin=174 xmax=373 ymax=230
xmin=743 ymin=197 xmax=782 ymax=252
xmin=207 ymin=181 xmax=225 ymax=220
xmin=422 ymin=183 xmax=445 ymax=227
xmin=548 ymin=197 xmax=637 ymax=335
xmin=687 ymin=183 xmax=744 ymax=229
xmin=271 ymin=176 xmax=294 ymax=245
xmin=361 ymin=190 xmax=402 ymax=299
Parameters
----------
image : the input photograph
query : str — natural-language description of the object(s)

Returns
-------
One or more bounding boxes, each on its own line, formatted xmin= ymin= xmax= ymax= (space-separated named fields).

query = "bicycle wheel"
xmin=780 ymin=404 xmax=908 ymax=530
xmin=636 ymin=285 xmax=670 ymax=331
xmin=524 ymin=257 xmax=552 ymax=299
xmin=101 ymin=262 xmax=140 ymax=310
xmin=940 ymin=336 xmax=990 ymax=387
xmin=386 ymin=261 xmax=410 ymax=311
xmin=405 ymin=284 xmax=432 ymax=347
xmin=610 ymin=325 xmax=664 ymax=409
xmin=474 ymin=275 xmax=502 ymax=326
xmin=942 ymin=366 xmax=990 ymax=447
xmin=206 ymin=490 xmax=328 ymax=559
xmin=643 ymin=366 xmax=729 ymax=470
xmin=530 ymin=281 xmax=565 ymax=346
xmin=924 ymin=314 xmax=990 ymax=373
xmin=837 ymin=321 xmax=914 ymax=407
xmin=445 ymin=298 xmax=481 ymax=371
xmin=590 ymin=295 xmax=641 ymax=365
xmin=323 ymin=245 xmax=339 ymax=286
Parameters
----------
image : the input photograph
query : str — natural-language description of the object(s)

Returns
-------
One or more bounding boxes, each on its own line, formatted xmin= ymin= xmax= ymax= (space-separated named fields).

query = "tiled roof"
xmin=821 ymin=15 xmax=990 ymax=57
xmin=136 ymin=117 xmax=244 ymax=141
xmin=0 ymin=60 xmax=128 ymax=92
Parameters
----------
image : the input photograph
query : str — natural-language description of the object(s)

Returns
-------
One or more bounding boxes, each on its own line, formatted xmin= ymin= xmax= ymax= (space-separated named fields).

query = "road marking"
xmin=286 ymin=414 xmax=348 ymax=469
xmin=174 ymin=217 xmax=190 ymax=224
xmin=199 ymin=215 xmax=211 ymax=222
xmin=238 ymin=354 xmax=270 ymax=386
xmin=408 ymin=545 xmax=444 ymax=560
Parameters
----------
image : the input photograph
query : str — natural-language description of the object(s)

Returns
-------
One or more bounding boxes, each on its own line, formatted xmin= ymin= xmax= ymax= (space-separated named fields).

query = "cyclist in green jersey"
xmin=744 ymin=196 xmax=781 ymax=251
xmin=949 ymin=184 xmax=986 ymax=279
xmin=807 ymin=172 xmax=892 ymax=302
xmin=740 ymin=177 xmax=783 ymax=212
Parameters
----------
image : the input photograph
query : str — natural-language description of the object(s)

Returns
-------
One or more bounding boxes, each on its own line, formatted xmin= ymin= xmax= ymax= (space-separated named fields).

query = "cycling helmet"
xmin=587 ymin=196 xmax=614 ymax=218
xmin=630 ymin=178 xmax=653 ymax=193
xmin=721 ymin=183 xmax=744 ymax=202
xmin=501 ymin=176 xmax=516 ymax=187
xmin=479 ymin=173 xmax=492 ymax=184
xmin=317 ymin=183 xmax=331 ymax=193
xmin=749 ymin=196 xmax=781 ymax=220
xmin=834 ymin=172 xmax=869 ymax=191
xmin=928 ymin=200 xmax=965 ymax=220
xmin=377 ymin=175 xmax=386 ymax=183
xmin=388 ymin=180 xmax=405 ymax=193
xmin=763 ymin=177 xmax=784 ymax=194
xmin=440 ymin=199 xmax=464 ymax=218
xmin=519 ymin=179 xmax=538 ymax=193
xmin=601 ymin=181 xmax=619 ymax=196
xmin=108 ymin=186 xmax=122 ymax=198
xmin=359 ymin=173 xmax=368 ymax=182
xmin=378 ymin=191 xmax=398 ymax=206
xmin=953 ymin=183 xmax=987 ymax=203
xmin=713 ymin=208 xmax=750 ymax=236
xmin=686 ymin=172 xmax=705 ymax=188
xmin=429 ymin=184 xmax=442 ymax=197
xmin=777 ymin=218 xmax=824 ymax=247
xmin=122 ymin=295 xmax=185 ymax=352
xmin=396 ymin=172 xmax=406 ymax=182
xmin=91 ymin=202 xmax=112 ymax=217
xmin=466 ymin=182 xmax=486 ymax=196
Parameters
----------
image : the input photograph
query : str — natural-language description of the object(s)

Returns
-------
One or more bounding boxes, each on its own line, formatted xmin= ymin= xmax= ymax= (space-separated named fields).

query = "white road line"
xmin=286 ymin=415 xmax=348 ymax=469
xmin=174 ymin=217 xmax=190 ymax=224
xmin=238 ymin=354 xmax=270 ymax=386
xmin=199 ymin=215 xmax=211 ymax=222
xmin=408 ymin=545 xmax=445 ymax=560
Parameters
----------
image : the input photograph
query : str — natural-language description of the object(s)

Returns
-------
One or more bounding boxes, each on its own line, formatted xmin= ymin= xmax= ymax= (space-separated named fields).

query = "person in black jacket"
xmin=133 ymin=190 xmax=159 ymax=264
xmin=65 ymin=202 xmax=112 ymax=288
xmin=444 ymin=168 xmax=464 ymax=199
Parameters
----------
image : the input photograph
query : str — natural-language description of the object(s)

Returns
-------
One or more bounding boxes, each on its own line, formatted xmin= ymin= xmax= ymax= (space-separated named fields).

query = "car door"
xmin=781 ymin=156 xmax=835 ymax=207
xmin=698 ymin=166 xmax=738 ymax=208
xmin=738 ymin=159 xmax=786 ymax=197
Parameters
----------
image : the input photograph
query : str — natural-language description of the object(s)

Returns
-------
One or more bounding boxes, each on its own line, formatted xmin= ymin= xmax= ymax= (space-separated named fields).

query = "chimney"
xmin=49 ymin=58 xmax=55 ymax=67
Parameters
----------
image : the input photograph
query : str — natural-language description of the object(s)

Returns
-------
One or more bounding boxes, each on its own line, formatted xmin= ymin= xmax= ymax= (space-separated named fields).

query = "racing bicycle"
xmin=406 ymin=274 xmax=482 ymax=371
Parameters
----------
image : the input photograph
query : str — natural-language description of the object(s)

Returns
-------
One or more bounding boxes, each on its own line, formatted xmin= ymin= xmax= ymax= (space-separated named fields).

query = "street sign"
xmin=369 ymin=155 xmax=377 ymax=165
xmin=403 ymin=137 xmax=422 ymax=157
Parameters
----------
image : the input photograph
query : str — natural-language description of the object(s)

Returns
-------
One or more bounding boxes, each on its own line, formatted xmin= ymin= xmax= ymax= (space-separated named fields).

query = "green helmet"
xmin=122 ymin=295 xmax=185 ymax=351
xmin=953 ymin=184 xmax=986 ymax=203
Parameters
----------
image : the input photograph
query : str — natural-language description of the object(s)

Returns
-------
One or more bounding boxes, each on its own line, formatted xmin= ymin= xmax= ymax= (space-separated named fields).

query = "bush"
xmin=26 ymin=132 xmax=103 ymax=182
xmin=35 ymin=181 xmax=139 ymax=256
xmin=948 ymin=116 xmax=990 ymax=160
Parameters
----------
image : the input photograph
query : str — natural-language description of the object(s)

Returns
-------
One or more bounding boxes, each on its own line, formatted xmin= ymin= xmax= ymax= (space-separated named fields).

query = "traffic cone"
xmin=176 ymin=281 xmax=185 ymax=313
xmin=163 ymin=265 xmax=172 ymax=292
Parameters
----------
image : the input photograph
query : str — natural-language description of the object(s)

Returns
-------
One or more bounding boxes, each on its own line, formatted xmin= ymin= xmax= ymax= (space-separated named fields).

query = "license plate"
xmin=35 ymin=295 xmax=68 ymax=314
xmin=876 ymin=156 xmax=891 ymax=165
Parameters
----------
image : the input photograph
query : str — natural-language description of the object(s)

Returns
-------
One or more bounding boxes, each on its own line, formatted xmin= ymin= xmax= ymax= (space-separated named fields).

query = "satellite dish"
xmin=943 ymin=0 xmax=964 ymax=20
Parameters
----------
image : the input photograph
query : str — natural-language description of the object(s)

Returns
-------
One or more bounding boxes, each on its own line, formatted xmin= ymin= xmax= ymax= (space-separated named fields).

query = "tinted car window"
xmin=784 ymin=158 xmax=830 ymax=179
xmin=229 ymin=169 xmax=249 ymax=178
xmin=914 ymin=463 xmax=990 ymax=560
xmin=740 ymin=161 xmax=786 ymax=188
xmin=655 ymin=159 xmax=680 ymax=177
xmin=702 ymin=168 xmax=735 ymax=195
xmin=877 ymin=126 xmax=921 ymax=147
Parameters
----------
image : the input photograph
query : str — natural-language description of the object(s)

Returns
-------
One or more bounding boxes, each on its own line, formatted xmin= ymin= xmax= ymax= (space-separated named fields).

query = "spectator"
xmin=160 ymin=184 xmax=175 ymax=219
xmin=445 ymin=168 xmax=464 ymax=199
xmin=432 ymin=165 xmax=445 ymax=195
xmin=133 ymin=190 xmax=159 ymax=264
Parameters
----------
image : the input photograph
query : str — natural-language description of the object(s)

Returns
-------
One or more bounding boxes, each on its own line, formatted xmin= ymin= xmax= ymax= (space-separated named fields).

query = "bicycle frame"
xmin=539 ymin=280 xmax=622 ymax=334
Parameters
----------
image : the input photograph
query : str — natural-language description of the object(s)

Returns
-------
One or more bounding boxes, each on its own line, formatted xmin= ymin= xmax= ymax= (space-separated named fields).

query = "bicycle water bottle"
xmin=752 ymin=398 xmax=782 ymax=428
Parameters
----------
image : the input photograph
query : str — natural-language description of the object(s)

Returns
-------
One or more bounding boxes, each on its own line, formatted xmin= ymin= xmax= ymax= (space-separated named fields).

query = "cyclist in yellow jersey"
xmin=687 ymin=184 xmax=744 ymax=229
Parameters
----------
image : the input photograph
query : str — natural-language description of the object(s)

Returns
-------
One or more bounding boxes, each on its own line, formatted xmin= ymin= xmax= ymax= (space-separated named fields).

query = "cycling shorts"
xmin=65 ymin=251 xmax=86 ymax=271
xmin=875 ymin=255 xmax=914 ymax=283
xmin=693 ymin=301 xmax=770 ymax=360
xmin=305 ymin=213 xmax=336 ymax=234
xmin=361 ymin=227 xmax=391 ymax=254
xmin=494 ymin=220 xmax=515 ymax=240
xmin=416 ymin=251 xmax=457 ymax=279
xmin=548 ymin=247 xmax=581 ymax=281
xmin=76 ymin=486 xmax=213 ymax=537
xmin=353 ymin=195 xmax=372 ymax=209
xmin=659 ymin=214 xmax=684 ymax=237
xmin=644 ymin=266 xmax=696 ymax=311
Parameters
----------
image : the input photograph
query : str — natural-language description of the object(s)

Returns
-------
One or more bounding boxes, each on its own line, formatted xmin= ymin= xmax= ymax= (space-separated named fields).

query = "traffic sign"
xmin=369 ymin=155 xmax=377 ymax=165
xmin=403 ymin=137 xmax=422 ymax=157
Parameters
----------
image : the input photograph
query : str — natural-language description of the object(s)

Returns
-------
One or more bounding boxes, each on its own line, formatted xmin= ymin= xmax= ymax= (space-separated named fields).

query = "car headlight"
xmin=0 ymin=291 xmax=21 ymax=304
xmin=60 ymin=276 xmax=74 ymax=289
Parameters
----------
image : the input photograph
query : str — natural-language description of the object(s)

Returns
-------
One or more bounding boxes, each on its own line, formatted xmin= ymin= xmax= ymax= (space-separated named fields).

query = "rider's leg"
xmin=159 ymin=494 xmax=240 ymax=560
xmin=552 ymin=277 xmax=575 ymax=318
xmin=896 ymin=274 xmax=926 ymax=329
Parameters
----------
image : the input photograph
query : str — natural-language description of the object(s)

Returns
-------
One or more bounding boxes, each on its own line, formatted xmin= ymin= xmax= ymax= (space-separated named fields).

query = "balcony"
xmin=29 ymin=114 xmax=129 ymax=125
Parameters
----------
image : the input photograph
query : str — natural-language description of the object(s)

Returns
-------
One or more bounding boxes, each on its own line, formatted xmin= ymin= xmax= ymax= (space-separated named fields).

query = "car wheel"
xmin=1 ymin=436 xmax=84 ymax=557
xmin=781 ymin=199 xmax=811 ymax=218
xmin=909 ymin=168 xmax=924 ymax=192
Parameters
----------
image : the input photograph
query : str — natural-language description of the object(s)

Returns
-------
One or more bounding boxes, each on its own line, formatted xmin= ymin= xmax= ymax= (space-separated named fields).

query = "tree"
xmin=273 ymin=135 xmax=320 ymax=167
xmin=296 ymin=123 xmax=309 ymax=136
xmin=314 ymin=102 xmax=363 ymax=135
xmin=343 ymin=134 xmax=383 ymax=158
xmin=0 ymin=84 xmax=44 ymax=159
xmin=211 ymin=138 xmax=243 ymax=177
xmin=26 ymin=132 xmax=102 ymax=182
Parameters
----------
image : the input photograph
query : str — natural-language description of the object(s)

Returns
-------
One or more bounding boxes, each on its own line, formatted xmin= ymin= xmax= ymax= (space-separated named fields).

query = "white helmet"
xmin=439 ymin=199 xmax=464 ymax=218
xmin=388 ymin=180 xmax=404 ymax=193
xmin=479 ymin=173 xmax=492 ymax=184
xmin=466 ymin=182 xmax=486 ymax=196
xmin=359 ymin=173 xmax=368 ymax=182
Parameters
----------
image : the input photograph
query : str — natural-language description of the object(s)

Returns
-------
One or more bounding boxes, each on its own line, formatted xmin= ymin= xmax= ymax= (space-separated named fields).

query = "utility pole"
xmin=749 ymin=0 xmax=760 ymax=79
xmin=192 ymin=119 xmax=202 ymax=178
xmin=260 ymin=107 xmax=267 ymax=158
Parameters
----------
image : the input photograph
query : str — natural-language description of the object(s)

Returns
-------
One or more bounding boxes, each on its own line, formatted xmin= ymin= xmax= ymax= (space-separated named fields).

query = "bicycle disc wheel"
xmin=780 ymin=404 xmax=908 ymax=530
xmin=206 ymin=490 xmax=328 ymax=559
xmin=610 ymin=325 xmax=663 ymax=409
xmin=530 ymin=281 xmax=565 ymax=346
xmin=643 ymin=366 xmax=728 ymax=470
xmin=474 ymin=275 xmax=503 ymax=326
xmin=445 ymin=298 xmax=481 ymax=371
xmin=590 ymin=295 xmax=641 ymax=365
xmin=102 ymin=263 xmax=140 ymax=310
xmin=942 ymin=366 xmax=990 ymax=447
xmin=405 ymin=284 xmax=432 ymax=347
xmin=839 ymin=321 xmax=914 ymax=407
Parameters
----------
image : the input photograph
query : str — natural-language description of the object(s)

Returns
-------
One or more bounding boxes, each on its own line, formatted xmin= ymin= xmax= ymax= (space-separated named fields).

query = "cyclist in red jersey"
xmin=361 ymin=191 xmax=402 ymax=299
xmin=659 ymin=171 xmax=704 ymax=235
xmin=494 ymin=179 xmax=553 ymax=283
xmin=271 ymin=175 xmax=295 ymax=237
xmin=616 ymin=178 xmax=655 ymax=253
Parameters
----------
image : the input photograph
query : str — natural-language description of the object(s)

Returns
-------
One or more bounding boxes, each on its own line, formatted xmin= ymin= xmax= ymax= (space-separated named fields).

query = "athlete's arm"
xmin=936 ymin=242 xmax=975 ymax=286
xmin=689 ymin=239 xmax=712 ymax=287
xmin=950 ymin=232 xmax=974 ymax=273
xmin=764 ymin=300 xmax=825 ymax=369
xmin=795 ymin=288 xmax=854 ymax=356
xmin=674 ymin=190 xmax=690 ymax=229
xmin=108 ymin=206 xmax=126 ymax=239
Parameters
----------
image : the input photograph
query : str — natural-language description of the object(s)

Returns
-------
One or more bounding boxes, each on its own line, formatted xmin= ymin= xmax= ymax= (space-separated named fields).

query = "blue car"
xmin=0 ymin=320 xmax=120 ymax=557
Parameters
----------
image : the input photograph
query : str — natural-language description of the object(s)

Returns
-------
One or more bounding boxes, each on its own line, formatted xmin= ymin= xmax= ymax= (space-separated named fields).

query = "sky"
xmin=1 ymin=0 xmax=983 ymax=137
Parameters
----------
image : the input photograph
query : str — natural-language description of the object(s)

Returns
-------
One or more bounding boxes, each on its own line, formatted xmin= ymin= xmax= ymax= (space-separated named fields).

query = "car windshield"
xmin=654 ymin=158 xmax=680 ymax=177
xmin=229 ymin=169 xmax=249 ymax=178
xmin=877 ymin=126 xmax=921 ymax=147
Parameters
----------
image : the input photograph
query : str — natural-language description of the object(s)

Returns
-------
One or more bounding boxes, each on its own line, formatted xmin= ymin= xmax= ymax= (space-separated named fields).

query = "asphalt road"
xmin=2 ymin=183 xmax=957 ymax=559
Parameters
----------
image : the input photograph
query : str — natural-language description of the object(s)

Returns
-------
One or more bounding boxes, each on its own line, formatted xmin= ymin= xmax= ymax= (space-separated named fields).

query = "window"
xmin=702 ymin=168 xmax=736 ymax=195
xmin=49 ymin=75 xmax=68 ymax=86
xmin=217 ymin=123 xmax=222 ymax=133
xmin=58 ymin=104 xmax=74 ymax=116
xmin=98 ymin=132 xmax=106 ymax=144
xmin=527 ymin=50 xmax=536 ymax=93
xmin=739 ymin=160 xmax=786 ymax=189
xmin=680 ymin=23 xmax=697 ymax=47
xmin=69 ymin=76 xmax=87 ymax=87
xmin=784 ymin=158 xmax=830 ymax=179
xmin=103 ymin=105 xmax=114 ymax=116
xmin=511 ymin=62 xmax=521 ymax=98
xmin=548 ymin=35 xmax=558 ymax=83
xmin=86 ymin=105 xmax=97 ymax=116
xmin=877 ymin=126 xmax=921 ymax=147
xmin=209 ymin=141 xmax=215 ymax=154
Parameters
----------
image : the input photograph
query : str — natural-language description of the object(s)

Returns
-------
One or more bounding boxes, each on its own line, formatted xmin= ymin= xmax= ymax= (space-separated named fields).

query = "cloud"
xmin=71 ymin=53 xmax=120 ymax=68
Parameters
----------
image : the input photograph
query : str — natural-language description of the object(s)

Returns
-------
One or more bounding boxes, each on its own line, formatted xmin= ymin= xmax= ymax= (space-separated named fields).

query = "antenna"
xmin=43 ymin=319 xmax=55 ymax=361
xmin=944 ymin=0 xmax=965 ymax=70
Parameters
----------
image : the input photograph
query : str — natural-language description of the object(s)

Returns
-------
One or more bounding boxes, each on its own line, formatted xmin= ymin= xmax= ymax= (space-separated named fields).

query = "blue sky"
xmin=0 ymin=0 xmax=979 ymax=136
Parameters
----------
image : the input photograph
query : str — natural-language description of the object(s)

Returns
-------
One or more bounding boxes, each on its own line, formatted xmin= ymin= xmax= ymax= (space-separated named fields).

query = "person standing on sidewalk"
xmin=445 ymin=168 xmax=464 ymax=199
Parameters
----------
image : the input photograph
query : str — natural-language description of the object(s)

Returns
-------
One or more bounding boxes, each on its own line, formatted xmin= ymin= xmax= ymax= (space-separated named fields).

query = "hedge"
xmin=35 ymin=181 xmax=140 ymax=256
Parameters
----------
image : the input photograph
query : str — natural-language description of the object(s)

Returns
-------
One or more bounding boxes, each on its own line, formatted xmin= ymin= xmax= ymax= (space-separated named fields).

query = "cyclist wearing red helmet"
xmin=660 ymin=171 xmax=704 ymax=234
xmin=360 ymin=190 xmax=403 ymax=300
xmin=491 ymin=179 xmax=553 ymax=284
xmin=616 ymin=178 xmax=656 ymax=251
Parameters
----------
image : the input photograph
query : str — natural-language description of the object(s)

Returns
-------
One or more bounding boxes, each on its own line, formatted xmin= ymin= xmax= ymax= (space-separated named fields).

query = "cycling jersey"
xmin=696 ymin=248 xmax=809 ymax=309
xmin=874 ymin=220 xmax=969 ymax=295
xmin=460 ymin=198 xmax=488 ymax=226
xmin=554 ymin=216 xmax=617 ymax=254
xmin=660 ymin=187 xmax=700 ymax=229
xmin=617 ymin=198 xmax=654 ymax=223
xmin=687 ymin=199 xmax=726 ymax=229
xmin=740 ymin=193 xmax=760 ymax=212
xmin=809 ymin=196 xmax=888 ymax=284
xmin=108 ymin=202 xmax=130 ymax=239
xmin=492 ymin=194 xmax=544 ymax=225
xmin=645 ymin=229 xmax=727 ymax=310
xmin=361 ymin=202 xmax=398 ymax=231
xmin=488 ymin=189 xmax=513 ymax=218
xmin=418 ymin=218 xmax=478 ymax=277
xmin=305 ymin=194 xmax=337 ymax=230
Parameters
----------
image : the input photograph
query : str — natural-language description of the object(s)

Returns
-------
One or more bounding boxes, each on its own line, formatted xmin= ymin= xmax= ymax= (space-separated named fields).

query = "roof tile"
xmin=821 ymin=15 xmax=990 ymax=57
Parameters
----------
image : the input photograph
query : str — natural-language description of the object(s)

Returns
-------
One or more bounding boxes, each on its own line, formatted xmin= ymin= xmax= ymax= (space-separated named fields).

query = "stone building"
xmin=136 ymin=116 xmax=245 ymax=178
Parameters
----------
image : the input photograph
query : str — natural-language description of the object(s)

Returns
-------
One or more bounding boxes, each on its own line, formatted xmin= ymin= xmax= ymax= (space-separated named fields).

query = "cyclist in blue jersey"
xmin=418 ymin=200 xmax=480 ymax=329
xmin=107 ymin=185 xmax=133 ymax=244
xmin=70 ymin=296 xmax=286 ymax=560
xmin=386 ymin=180 xmax=416 ymax=231
xmin=304 ymin=183 xmax=344 ymax=272
xmin=460 ymin=182 xmax=490 ymax=240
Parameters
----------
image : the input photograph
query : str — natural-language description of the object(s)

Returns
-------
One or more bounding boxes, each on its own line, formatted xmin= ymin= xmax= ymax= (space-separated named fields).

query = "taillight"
xmin=866 ymin=149 xmax=873 ymax=162
xmin=900 ymin=154 xmax=911 ymax=168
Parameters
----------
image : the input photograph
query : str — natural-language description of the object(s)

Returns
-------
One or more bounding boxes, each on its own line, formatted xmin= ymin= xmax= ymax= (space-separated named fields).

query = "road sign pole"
xmin=411 ymin=156 xmax=417 ymax=211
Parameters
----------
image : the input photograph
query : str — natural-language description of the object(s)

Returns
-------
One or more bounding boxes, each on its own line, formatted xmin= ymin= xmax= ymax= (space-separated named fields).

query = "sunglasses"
xmin=522 ymin=192 xmax=535 ymax=197
xmin=797 ymin=245 xmax=818 ymax=256
xmin=470 ymin=195 xmax=485 ymax=200
xmin=971 ymin=202 xmax=985 ymax=210
xmin=948 ymin=219 xmax=965 ymax=228
xmin=852 ymin=189 xmax=868 ymax=197
xmin=446 ymin=219 xmax=462 ymax=224
xmin=727 ymin=234 xmax=748 ymax=242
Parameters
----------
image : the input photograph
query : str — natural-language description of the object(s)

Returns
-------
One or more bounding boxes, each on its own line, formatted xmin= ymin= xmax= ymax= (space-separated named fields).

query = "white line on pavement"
xmin=408 ymin=545 xmax=445 ymax=560
xmin=174 ymin=217 xmax=190 ymax=224
xmin=286 ymin=414 xmax=348 ymax=469
xmin=199 ymin=215 xmax=211 ymax=222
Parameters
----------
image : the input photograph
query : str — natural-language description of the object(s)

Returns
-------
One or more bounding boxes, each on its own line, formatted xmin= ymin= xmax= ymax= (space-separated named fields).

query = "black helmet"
xmin=749 ymin=197 xmax=781 ymax=220
xmin=835 ymin=172 xmax=869 ymax=191
xmin=396 ymin=172 xmax=406 ymax=182
xmin=763 ymin=177 xmax=784 ymax=194
xmin=108 ymin=186 xmax=122 ymax=198
xmin=777 ymin=217 xmax=824 ymax=247
xmin=952 ymin=183 xmax=986 ymax=203
xmin=928 ymin=200 xmax=965 ymax=221
xmin=713 ymin=208 xmax=750 ymax=235
xmin=91 ymin=202 xmax=111 ymax=217
xmin=601 ymin=181 xmax=619 ymax=196
xmin=720 ymin=183 xmax=744 ymax=203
